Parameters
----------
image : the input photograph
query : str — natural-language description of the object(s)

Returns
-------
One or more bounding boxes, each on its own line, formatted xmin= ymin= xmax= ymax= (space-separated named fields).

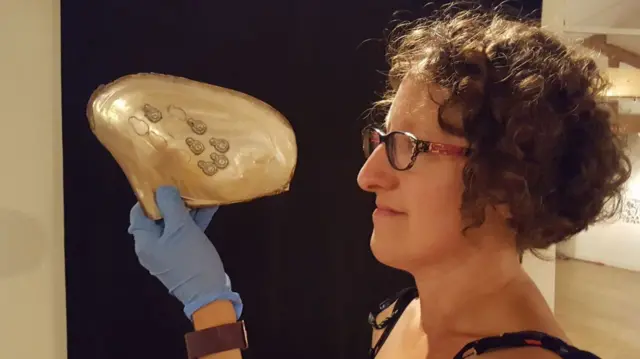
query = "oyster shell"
xmin=87 ymin=73 xmax=297 ymax=219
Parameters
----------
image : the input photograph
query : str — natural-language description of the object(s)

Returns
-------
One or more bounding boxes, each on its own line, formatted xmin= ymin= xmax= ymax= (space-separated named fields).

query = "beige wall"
xmin=0 ymin=0 xmax=66 ymax=358
xmin=564 ymin=0 xmax=640 ymax=32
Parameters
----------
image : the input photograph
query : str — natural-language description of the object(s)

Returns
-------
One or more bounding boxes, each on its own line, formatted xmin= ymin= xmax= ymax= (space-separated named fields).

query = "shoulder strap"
xmin=453 ymin=331 xmax=601 ymax=359
xmin=368 ymin=287 xmax=419 ymax=358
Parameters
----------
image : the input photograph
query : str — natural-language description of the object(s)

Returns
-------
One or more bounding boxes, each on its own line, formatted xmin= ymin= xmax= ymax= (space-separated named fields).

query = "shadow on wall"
xmin=0 ymin=208 xmax=48 ymax=278
xmin=558 ymin=134 xmax=640 ymax=272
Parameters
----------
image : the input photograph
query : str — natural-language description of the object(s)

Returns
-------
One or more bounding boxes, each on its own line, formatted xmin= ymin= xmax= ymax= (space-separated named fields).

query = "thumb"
xmin=128 ymin=202 xmax=161 ymax=237
xmin=155 ymin=186 xmax=189 ymax=231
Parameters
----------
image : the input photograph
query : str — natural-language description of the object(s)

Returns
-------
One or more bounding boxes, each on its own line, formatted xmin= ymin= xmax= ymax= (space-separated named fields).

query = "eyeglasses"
xmin=361 ymin=125 xmax=471 ymax=171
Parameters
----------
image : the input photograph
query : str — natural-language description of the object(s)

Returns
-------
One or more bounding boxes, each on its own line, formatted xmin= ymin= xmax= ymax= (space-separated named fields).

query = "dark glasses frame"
xmin=362 ymin=125 xmax=472 ymax=171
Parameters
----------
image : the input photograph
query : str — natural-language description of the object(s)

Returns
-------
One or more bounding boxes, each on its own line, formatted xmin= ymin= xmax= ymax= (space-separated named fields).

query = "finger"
xmin=154 ymin=186 xmax=190 ymax=231
xmin=128 ymin=202 xmax=161 ymax=237
xmin=190 ymin=206 xmax=219 ymax=230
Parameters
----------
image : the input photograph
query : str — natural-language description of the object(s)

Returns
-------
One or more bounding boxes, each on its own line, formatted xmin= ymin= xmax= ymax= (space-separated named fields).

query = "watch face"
xmin=87 ymin=73 xmax=298 ymax=219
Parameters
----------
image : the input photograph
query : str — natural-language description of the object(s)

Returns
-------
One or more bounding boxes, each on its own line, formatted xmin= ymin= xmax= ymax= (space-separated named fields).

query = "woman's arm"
xmin=192 ymin=300 xmax=243 ymax=359
xmin=127 ymin=187 xmax=244 ymax=359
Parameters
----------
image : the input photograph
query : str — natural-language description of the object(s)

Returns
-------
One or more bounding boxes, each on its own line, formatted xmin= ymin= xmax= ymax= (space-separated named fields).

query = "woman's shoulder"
xmin=453 ymin=331 xmax=601 ymax=359
xmin=474 ymin=347 xmax=574 ymax=359
xmin=369 ymin=288 xmax=600 ymax=359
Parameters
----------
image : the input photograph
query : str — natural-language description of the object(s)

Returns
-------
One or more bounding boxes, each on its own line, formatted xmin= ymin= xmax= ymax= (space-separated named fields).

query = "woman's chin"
xmin=369 ymin=229 xmax=456 ymax=271
xmin=369 ymin=230 xmax=412 ymax=270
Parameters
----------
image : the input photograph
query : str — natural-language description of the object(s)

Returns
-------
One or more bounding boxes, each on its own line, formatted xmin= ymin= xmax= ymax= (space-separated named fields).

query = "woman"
xmin=128 ymin=5 xmax=630 ymax=359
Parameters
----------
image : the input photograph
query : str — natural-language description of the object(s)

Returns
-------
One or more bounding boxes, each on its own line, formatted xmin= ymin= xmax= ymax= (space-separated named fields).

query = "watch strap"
xmin=185 ymin=321 xmax=248 ymax=358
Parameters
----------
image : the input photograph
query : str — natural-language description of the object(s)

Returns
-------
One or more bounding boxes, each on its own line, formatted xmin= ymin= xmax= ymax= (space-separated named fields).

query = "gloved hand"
xmin=127 ymin=185 xmax=242 ymax=320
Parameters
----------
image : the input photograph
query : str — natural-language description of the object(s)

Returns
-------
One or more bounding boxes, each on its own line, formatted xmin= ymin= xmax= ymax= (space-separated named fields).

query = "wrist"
xmin=193 ymin=300 xmax=238 ymax=330
xmin=187 ymin=302 xmax=248 ymax=359
xmin=184 ymin=291 xmax=243 ymax=321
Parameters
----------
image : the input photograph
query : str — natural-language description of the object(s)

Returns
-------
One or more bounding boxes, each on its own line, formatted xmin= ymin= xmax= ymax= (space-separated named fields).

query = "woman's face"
xmin=357 ymin=77 xmax=471 ymax=270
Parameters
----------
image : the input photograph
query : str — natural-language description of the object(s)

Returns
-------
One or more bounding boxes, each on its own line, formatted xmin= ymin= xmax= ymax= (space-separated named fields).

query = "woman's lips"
xmin=373 ymin=206 xmax=405 ymax=218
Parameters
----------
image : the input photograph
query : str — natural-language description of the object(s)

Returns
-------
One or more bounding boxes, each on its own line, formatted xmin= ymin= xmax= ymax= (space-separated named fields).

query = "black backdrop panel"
xmin=61 ymin=1 xmax=540 ymax=358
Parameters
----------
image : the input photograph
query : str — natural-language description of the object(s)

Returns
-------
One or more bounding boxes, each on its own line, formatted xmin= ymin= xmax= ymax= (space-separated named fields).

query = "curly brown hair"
xmin=375 ymin=3 xmax=632 ymax=251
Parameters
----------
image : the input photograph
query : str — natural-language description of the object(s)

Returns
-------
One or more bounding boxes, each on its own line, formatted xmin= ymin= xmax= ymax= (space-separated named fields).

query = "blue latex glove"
xmin=127 ymin=185 xmax=242 ymax=320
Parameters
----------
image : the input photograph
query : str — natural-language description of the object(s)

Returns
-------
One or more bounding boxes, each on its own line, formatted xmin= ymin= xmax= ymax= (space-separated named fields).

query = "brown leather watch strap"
xmin=185 ymin=321 xmax=248 ymax=359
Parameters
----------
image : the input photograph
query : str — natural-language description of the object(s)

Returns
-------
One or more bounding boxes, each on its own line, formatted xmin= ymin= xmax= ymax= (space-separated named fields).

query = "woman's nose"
xmin=357 ymin=145 xmax=397 ymax=193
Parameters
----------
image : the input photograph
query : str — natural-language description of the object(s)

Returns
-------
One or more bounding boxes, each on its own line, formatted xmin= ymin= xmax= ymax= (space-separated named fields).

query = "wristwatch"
xmin=185 ymin=321 xmax=249 ymax=358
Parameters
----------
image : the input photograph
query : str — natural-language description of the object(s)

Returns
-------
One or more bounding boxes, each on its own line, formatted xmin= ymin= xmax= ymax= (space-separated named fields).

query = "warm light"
xmin=113 ymin=98 xmax=128 ymax=111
